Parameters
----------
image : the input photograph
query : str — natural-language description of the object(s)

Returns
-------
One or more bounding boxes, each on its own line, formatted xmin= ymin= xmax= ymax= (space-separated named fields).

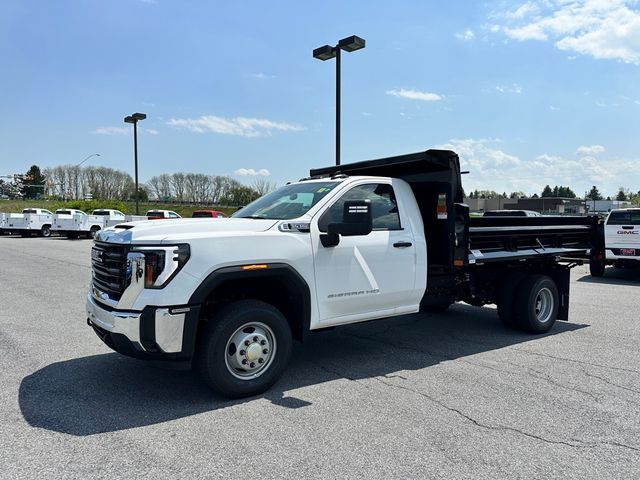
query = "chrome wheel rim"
xmin=224 ymin=322 xmax=276 ymax=380
xmin=535 ymin=288 xmax=554 ymax=324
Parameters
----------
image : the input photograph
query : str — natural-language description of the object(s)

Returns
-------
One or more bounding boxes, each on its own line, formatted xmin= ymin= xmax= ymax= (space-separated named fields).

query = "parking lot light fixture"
xmin=313 ymin=35 xmax=366 ymax=166
xmin=124 ymin=113 xmax=147 ymax=215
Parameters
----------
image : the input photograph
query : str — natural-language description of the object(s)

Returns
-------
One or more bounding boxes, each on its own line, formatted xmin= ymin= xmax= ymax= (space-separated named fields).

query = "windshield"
xmin=234 ymin=182 xmax=339 ymax=220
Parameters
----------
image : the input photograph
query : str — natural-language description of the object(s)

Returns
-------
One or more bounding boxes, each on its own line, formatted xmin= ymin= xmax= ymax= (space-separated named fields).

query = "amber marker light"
xmin=241 ymin=264 xmax=269 ymax=271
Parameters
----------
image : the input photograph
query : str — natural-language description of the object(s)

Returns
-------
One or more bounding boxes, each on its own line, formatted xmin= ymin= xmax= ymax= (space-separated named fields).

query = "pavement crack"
xmin=512 ymin=348 xmax=640 ymax=375
xmin=373 ymin=376 xmax=589 ymax=449
xmin=582 ymin=371 xmax=640 ymax=395
xmin=499 ymin=360 xmax=601 ymax=402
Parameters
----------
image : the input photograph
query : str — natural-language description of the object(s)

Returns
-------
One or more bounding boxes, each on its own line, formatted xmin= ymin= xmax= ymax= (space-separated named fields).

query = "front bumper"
xmin=86 ymin=294 xmax=200 ymax=361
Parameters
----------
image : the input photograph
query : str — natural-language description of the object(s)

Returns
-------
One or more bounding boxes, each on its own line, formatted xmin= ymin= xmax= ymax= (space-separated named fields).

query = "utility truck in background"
xmin=86 ymin=149 xmax=602 ymax=398
xmin=2 ymin=208 xmax=54 ymax=237
xmin=54 ymin=209 xmax=147 ymax=239
xmin=146 ymin=209 xmax=182 ymax=220
xmin=589 ymin=208 xmax=640 ymax=276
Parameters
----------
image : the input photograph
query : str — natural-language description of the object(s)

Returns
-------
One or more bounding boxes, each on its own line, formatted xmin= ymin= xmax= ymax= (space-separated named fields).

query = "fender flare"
xmin=188 ymin=263 xmax=312 ymax=340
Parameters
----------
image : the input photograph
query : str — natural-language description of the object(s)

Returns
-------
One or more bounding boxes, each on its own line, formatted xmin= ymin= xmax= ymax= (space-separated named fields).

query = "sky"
xmin=1 ymin=0 xmax=639 ymax=197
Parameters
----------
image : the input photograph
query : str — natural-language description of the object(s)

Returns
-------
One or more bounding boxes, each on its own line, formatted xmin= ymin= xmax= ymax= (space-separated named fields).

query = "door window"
xmin=318 ymin=183 xmax=401 ymax=232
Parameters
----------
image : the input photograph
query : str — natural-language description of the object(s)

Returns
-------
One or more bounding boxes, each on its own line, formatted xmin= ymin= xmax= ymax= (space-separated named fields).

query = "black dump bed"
xmin=311 ymin=149 xmax=599 ymax=272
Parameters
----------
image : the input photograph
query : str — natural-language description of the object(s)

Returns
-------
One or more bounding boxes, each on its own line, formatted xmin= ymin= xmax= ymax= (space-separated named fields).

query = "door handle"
xmin=393 ymin=241 xmax=412 ymax=248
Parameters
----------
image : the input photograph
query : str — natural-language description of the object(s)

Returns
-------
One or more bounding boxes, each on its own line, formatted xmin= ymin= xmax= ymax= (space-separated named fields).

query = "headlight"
xmin=133 ymin=244 xmax=190 ymax=289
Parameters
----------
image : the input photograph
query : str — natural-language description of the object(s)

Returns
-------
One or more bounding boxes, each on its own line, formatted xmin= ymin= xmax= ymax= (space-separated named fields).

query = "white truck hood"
xmin=96 ymin=218 xmax=279 ymax=244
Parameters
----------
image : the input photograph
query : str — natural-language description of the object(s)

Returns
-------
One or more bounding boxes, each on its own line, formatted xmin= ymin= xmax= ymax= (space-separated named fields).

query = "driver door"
xmin=311 ymin=181 xmax=418 ymax=325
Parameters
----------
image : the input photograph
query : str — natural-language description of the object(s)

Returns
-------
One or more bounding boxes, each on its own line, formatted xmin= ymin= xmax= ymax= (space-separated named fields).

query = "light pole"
xmin=313 ymin=35 xmax=365 ymax=166
xmin=75 ymin=153 xmax=100 ymax=199
xmin=77 ymin=153 xmax=100 ymax=167
xmin=124 ymin=113 xmax=147 ymax=214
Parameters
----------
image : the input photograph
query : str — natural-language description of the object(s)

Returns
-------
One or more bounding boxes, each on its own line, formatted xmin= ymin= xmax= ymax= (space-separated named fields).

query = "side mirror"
xmin=320 ymin=200 xmax=373 ymax=247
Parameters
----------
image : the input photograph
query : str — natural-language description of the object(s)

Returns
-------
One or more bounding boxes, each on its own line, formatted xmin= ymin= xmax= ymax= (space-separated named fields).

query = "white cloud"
xmin=436 ymin=138 xmax=635 ymax=194
xmin=145 ymin=129 xmax=159 ymax=135
xmin=549 ymin=105 xmax=560 ymax=111
xmin=91 ymin=127 xmax=129 ymax=135
xmin=492 ymin=0 xmax=640 ymax=64
xmin=577 ymin=144 xmax=605 ymax=155
xmin=456 ymin=29 xmax=476 ymax=40
xmin=496 ymin=83 xmax=523 ymax=94
xmin=250 ymin=73 xmax=275 ymax=79
xmin=386 ymin=88 xmax=442 ymax=102
xmin=235 ymin=168 xmax=271 ymax=177
xmin=167 ymin=115 xmax=305 ymax=137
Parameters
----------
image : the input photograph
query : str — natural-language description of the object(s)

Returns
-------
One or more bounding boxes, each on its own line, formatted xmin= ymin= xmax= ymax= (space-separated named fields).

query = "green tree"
xmin=586 ymin=185 xmax=603 ymax=201
xmin=222 ymin=186 xmax=260 ymax=206
xmin=616 ymin=188 xmax=627 ymax=201
xmin=21 ymin=165 xmax=46 ymax=199
xmin=541 ymin=185 xmax=553 ymax=197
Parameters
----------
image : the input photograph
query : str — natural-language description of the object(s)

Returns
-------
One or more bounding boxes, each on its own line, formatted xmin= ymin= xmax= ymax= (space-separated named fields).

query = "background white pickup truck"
xmin=87 ymin=149 xmax=599 ymax=398
xmin=2 ymin=208 xmax=54 ymax=237
xmin=589 ymin=208 xmax=640 ymax=276
xmin=54 ymin=209 xmax=147 ymax=239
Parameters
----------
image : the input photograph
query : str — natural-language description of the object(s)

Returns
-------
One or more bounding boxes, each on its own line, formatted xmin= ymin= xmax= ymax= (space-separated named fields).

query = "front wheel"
xmin=89 ymin=226 xmax=100 ymax=239
xmin=197 ymin=300 xmax=292 ymax=398
xmin=515 ymin=275 xmax=559 ymax=334
xmin=40 ymin=225 xmax=51 ymax=237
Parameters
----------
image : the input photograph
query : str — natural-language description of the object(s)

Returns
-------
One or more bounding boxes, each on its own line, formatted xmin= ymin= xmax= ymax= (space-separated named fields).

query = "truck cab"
xmin=590 ymin=208 xmax=640 ymax=275
xmin=192 ymin=210 xmax=228 ymax=218
xmin=146 ymin=209 xmax=181 ymax=220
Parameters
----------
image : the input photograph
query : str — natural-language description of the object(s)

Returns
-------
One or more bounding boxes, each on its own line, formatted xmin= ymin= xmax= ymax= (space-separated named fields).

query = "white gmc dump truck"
xmin=87 ymin=150 xmax=600 ymax=397
xmin=2 ymin=208 xmax=54 ymax=237
xmin=589 ymin=208 xmax=640 ymax=276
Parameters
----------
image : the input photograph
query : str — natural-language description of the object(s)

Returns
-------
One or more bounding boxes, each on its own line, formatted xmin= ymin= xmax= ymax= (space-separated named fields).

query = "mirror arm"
xmin=320 ymin=232 xmax=339 ymax=248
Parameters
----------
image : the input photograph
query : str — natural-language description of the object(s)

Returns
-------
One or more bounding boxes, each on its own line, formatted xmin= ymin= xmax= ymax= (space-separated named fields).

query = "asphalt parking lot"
xmin=1 ymin=236 xmax=639 ymax=479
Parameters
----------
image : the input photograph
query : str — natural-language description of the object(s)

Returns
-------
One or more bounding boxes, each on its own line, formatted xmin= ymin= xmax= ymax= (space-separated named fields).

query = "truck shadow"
xmin=576 ymin=269 xmax=640 ymax=286
xmin=19 ymin=304 xmax=586 ymax=436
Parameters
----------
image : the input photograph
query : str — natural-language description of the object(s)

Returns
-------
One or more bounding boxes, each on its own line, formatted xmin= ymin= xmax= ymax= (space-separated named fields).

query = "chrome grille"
xmin=91 ymin=242 xmax=128 ymax=300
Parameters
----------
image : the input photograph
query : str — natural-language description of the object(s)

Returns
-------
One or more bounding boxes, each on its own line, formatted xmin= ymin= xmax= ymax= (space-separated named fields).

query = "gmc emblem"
xmin=617 ymin=230 xmax=639 ymax=235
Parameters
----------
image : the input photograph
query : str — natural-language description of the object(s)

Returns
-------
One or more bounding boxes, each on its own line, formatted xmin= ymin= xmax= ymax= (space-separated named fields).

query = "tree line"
xmin=0 ymin=164 xmax=277 ymax=207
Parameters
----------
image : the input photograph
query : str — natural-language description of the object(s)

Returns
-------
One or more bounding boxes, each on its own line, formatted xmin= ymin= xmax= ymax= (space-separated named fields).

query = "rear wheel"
xmin=40 ymin=225 xmax=51 ymax=237
xmin=89 ymin=226 xmax=100 ymax=239
xmin=197 ymin=300 xmax=292 ymax=398
xmin=515 ymin=275 xmax=559 ymax=334
xmin=589 ymin=258 xmax=605 ymax=277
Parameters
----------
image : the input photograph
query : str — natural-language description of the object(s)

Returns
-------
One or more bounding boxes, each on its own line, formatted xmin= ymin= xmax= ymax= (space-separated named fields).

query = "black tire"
xmin=589 ymin=258 xmax=605 ymax=277
xmin=497 ymin=272 xmax=527 ymax=329
xmin=89 ymin=226 xmax=100 ymax=239
xmin=197 ymin=300 xmax=292 ymax=398
xmin=514 ymin=275 xmax=559 ymax=334
xmin=40 ymin=225 xmax=51 ymax=237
